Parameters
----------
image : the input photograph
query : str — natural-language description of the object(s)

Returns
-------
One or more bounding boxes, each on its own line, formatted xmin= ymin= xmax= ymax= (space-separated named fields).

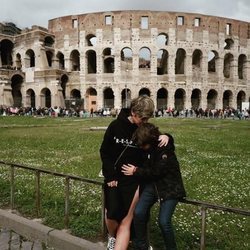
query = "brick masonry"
xmin=0 ymin=11 xmax=249 ymax=111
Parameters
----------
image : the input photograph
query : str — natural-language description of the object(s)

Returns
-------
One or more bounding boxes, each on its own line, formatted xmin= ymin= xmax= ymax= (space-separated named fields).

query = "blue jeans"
xmin=133 ymin=184 xmax=178 ymax=250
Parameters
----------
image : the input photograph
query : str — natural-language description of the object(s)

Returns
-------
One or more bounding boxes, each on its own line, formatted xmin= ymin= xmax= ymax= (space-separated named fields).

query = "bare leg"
xmin=114 ymin=188 xmax=139 ymax=250
xmin=105 ymin=209 xmax=119 ymax=237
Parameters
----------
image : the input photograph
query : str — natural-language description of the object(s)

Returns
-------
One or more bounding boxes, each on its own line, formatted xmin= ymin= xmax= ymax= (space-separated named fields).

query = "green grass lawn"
xmin=0 ymin=116 xmax=249 ymax=249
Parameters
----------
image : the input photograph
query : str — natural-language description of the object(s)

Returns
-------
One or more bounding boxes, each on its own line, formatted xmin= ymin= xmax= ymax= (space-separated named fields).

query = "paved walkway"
xmin=0 ymin=228 xmax=53 ymax=250
xmin=0 ymin=208 xmax=105 ymax=249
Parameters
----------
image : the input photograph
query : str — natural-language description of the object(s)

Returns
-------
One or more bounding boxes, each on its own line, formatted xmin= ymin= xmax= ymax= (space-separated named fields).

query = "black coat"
xmin=100 ymin=108 xmax=144 ymax=184
xmin=135 ymin=134 xmax=186 ymax=201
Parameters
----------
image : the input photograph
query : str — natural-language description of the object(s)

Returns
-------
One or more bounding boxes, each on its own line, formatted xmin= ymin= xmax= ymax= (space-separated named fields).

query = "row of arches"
xmin=0 ymin=37 xmax=54 ymax=69
xmin=0 ymin=38 xmax=247 ymax=80
xmin=9 ymin=73 xmax=247 ymax=110
xmin=80 ymin=87 xmax=246 ymax=110
xmin=57 ymin=48 xmax=248 ymax=79
xmin=10 ymin=74 xmax=51 ymax=108
xmin=63 ymin=47 xmax=247 ymax=80
xmin=86 ymin=33 xmax=237 ymax=51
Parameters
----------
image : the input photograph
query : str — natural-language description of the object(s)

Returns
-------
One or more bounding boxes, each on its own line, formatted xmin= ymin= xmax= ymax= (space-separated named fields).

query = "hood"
xmin=117 ymin=108 xmax=131 ymax=123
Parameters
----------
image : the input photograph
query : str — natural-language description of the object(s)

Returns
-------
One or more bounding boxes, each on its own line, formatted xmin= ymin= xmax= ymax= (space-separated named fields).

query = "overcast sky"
xmin=1 ymin=0 xmax=249 ymax=28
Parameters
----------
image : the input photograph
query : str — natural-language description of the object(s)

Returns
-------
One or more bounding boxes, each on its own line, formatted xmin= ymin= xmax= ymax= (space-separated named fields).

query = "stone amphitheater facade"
xmin=0 ymin=10 xmax=249 ymax=111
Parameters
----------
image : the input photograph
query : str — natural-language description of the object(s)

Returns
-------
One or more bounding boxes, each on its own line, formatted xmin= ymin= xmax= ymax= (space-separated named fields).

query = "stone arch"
xmin=15 ymin=53 xmax=22 ymax=69
xmin=46 ymin=51 xmax=53 ymax=67
xmin=192 ymin=49 xmax=202 ymax=80
xmin=121 ymin=88 xmax=131 ymax=108
xmin=0 ymin=39 xmax=13 ymax=67
xmin=86 ymin=50 xmax=96 ymax=73
xmin=156 ymin=33 xmax=168 ymax=47
xmin=25 ymin=49 xmax=35 ymax=68
xmin=86 ymin=87 xmax=97 ymax=95
xmin=26 ymin=88 xmax=36 ymax=108
xmin=175 ymin=48 xmax=186 ymax=74
xmin=238 ymin=54 xmax=247 ymax=80
xmin=69 ymin=89 xmax=83 ymax=109
xmin=223 ymin=90 xmax=233 ymax=109
xmin=223 ymin=53 xmax=234 ymax=78
xmin=86 ymin=34 xmax=97 ymax=46
xmin=41 ymin=88 xmax=51 ymax=108
xmin=208 ymin=50 xmax=219 ymax=73
xmin=56 ymin=51 xmax=65 ymax=70
xmin=191 ymin=88 xmax=201 ymax=109
xmin=86 ymin=87 xmax=97 ymax=111
xmin=207 ymin=89 xmax=218 ymax=109
xmin=104 ymin=58 xmax=115 ymax=73
xmin=103 ymin=87 xmax=114 ymax=108
xmin=139 ymin=47 xmax=151 ymax=69
xmin=224 ymin=38 xmax=234 ymax=50
xmin=70 ymin=50 xmax=80 ymax=71
xmin=237 ymin=90 xmax=246 ymax=110
xmin=103 ymin=48 xmax=114 ymax=73
xmin=11 ymin=74 xmax=23 ymax=107
xmin=192 ymin=49 xmax=202 ymax=68
xmin=71 ymin=89 xmax=81 ymax=99
xmin=44 ymin=36 xmax=54 ymax=47
xmin=9 ymin=71 xmax=25 ymax=80
xmin=61 ymin=74 xmax=69 ymax=99
xmin=121 ymin=47 xmax=133 ymax=71
xmin=157 ymin=88 xmax=168 ymax=109
xmin=174 ymin=88 xmax=186 ymax=111
xmin=139 ymin=88 xmax=150 ymax=97
xmin=157 ymin=49 xmax=168 ymax=75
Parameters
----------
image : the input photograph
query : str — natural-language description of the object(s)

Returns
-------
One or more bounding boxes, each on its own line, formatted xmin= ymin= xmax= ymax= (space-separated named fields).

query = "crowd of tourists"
xmin=155 ymin=107 xmax=249 ymax=120
xmin=0 ymin=105 xmax=249 ymax=120
xmin=0 ymin=106 xmax=116 ymax=118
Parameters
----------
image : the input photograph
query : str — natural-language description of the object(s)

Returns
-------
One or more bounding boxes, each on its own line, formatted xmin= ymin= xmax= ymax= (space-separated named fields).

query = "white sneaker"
xmin=98 ymin=169 xmax=104 ymax=177
xmin=149 ymin=246 xmax=153 ymax=250
xmin=107 ymin=235 xmax=116 ymax=250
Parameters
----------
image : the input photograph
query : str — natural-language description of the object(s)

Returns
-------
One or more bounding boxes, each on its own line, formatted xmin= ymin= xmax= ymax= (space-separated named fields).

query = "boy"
xmin=122 ymin=123 xmax=186 ymax=250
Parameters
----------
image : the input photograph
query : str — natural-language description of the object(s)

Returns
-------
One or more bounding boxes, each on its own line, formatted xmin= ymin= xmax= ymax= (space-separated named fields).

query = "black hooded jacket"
xmin=100 ymin=109 xmax=144 ymax=184
xmin=134 ymin=134 xmax=186 ymax=201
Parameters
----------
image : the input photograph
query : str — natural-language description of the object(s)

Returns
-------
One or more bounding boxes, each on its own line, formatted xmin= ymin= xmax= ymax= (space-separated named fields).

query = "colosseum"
xmin=0 ymin=10 xmax=249 ymax=112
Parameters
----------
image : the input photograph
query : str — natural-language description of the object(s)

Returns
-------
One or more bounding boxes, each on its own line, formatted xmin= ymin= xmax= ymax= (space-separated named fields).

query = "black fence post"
xmin=101 ymin=184 xmax=107 ymax=239
xmin=35 ymin=170 xmax=41 ymax=217
xmin=10 ymin=165 xmax=15 ymax=210
xmin=64 ymin=176 xmax=70 ymax=229
xmin=200 ymin=206 xmax=206 ymax=250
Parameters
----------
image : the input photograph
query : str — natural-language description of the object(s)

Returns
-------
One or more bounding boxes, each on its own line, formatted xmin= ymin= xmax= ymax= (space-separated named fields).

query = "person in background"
xmin=122 ymin=123 xmax=186 ymax=250
xmin=100 ymin=96 xmax=168 ymax=250
xmin=90 ymin=107 xmax=94 ymax=117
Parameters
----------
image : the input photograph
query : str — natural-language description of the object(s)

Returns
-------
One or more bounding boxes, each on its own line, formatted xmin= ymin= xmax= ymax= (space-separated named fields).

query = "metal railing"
xmin=0 ymin=160 xmax=249 ymax=250
xmin=0 ymin=161 xmax=105 ymax=236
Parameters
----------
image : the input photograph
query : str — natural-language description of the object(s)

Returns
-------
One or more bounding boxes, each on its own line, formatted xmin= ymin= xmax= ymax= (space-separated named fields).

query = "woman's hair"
xmin=130 ymin=95 xmax=155 ymax=119
xmin=133 ymin=123 xmax=160 ymax=147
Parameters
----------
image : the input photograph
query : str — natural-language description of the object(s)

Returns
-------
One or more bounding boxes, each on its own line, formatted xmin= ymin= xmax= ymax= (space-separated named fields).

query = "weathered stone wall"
xmin=0 ymin=11 xmax=249 ymax=111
